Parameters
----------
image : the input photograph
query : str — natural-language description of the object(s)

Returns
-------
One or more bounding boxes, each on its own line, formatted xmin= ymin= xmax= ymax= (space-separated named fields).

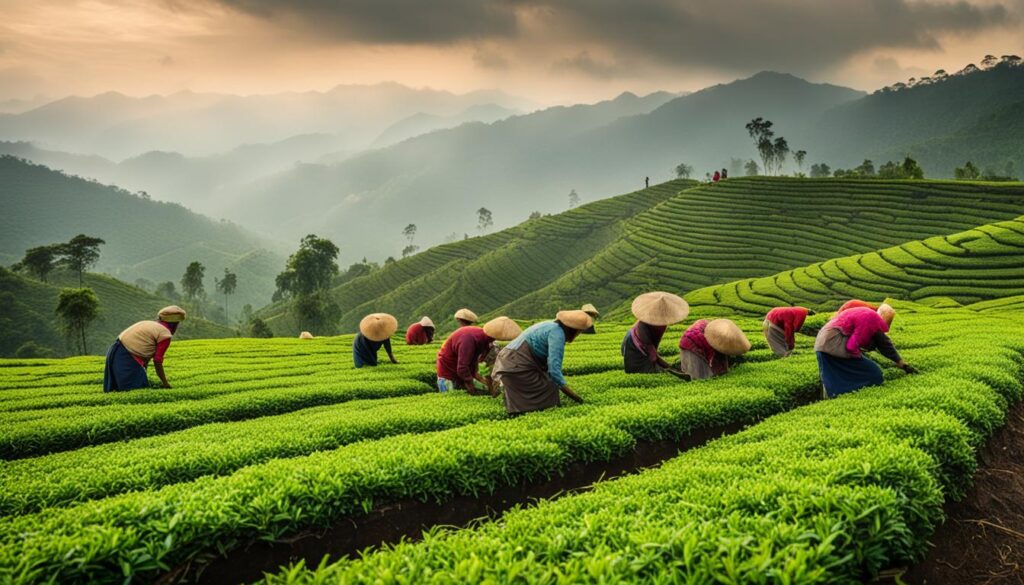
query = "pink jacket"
xmin=828 ymin=307 xmax=889 ymax=358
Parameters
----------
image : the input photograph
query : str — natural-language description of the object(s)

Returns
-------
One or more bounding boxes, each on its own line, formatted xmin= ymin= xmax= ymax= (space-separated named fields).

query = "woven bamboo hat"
xmin=359 ymin=313 xmax=398 ymax=342
xmin=419 ymin=316 xmax=435 ymax=328
xmin=631 ymin=292 xmax=689 ymax=326
xmin=483 ymin=316 xmax=522 ymax=341
xmin=555 ymin=310 xmax=593 ymax=331
xmin=877 ymin=303 xmax=896 ymax=327
xmin=580 ymin=303 xmax=599 ymax=317
xmin=298 ymin=331 xmax=314 ymax=339
xmin=157 ymin=306 xmax=187 ymax=323
xmin=454 ymin=308 xmax=478 ymax=323
xmin=705 ymin=319 xmax=751 ymax=356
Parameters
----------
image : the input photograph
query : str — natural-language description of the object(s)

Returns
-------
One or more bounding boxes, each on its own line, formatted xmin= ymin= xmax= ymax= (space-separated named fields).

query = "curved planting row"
xmin=259 ymin=307 xmax=1024 ymax=584
xmin=687 ymin=215 xmax=1024 ymax=315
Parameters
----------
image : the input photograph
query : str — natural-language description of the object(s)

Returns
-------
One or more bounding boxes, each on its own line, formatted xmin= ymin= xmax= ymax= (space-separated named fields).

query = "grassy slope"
xmin=685 ymin=214 xmax=1024 ymax=316
xmin=0 ymin=267 xmax=233 ymax=357
xmin=264 ymin=179 xmax=694 ymax=334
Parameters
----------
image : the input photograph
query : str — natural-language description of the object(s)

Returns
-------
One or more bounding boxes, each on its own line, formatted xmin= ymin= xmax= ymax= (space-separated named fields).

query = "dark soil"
xmin=174 ymin=420 xmax=750 ymax=585
xmin=901 ymin=400 xmax=1024 ymax=584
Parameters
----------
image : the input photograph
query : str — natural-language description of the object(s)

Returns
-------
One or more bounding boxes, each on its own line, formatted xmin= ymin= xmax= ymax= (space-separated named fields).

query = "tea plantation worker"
xmin=721 ymin=168 xmax=728 ymax=179
xmin=814 ymin=303 xmax=916 ymax=398
xmin=298 ymin=331 xmax=314 ymax=339
xmin=437 ymin=316 xmax=522 ymax=395
xmin=763 ymin=306 xmax=809 ymax=357
xmin=353 ymin=313 xmax=399 ymax=368
xmin=454 ymin=308 xmax=478 ymax=328
xmin=678 ymin=318 xmax=750 ymax=380
xmin=838 ymin=299 xmax=878 ymax=313
xmin=405 ymin=316 xmax=435 ymax=345
xmin=103 ymin=305 xmax=185 ymax=392
xmin=713 ymin=170 xmax=721 ymax=183
xmin=493 ymin=310 xmax=591 ymax=415
xmin=622 ymin=292 xmax=689 ymax=374
xmin=581 ymin=303 xmax=600 ymax=334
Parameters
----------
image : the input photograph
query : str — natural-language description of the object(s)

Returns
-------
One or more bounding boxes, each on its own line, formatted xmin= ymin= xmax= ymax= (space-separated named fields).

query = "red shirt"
xmin=436 ymin=327 xmax=493 ymax=386
xmin=838 ymin=299 xmax=877 ymax=313
xmin=132 ymin=321 xmax=173 ymax=367
xmin=405 ymin=323 xmax=432 ymax=345
xmin=679 ymin=319 xmax=728 ymax=375
xmin=765 ymin=307 xmax=809 ymax=350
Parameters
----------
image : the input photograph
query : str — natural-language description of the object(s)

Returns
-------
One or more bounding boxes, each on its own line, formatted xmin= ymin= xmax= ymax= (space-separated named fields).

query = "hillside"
xmin=262 ymin=179 xmax=694 ymax=333
xmin=684 ymin=212 xmax=1024 ymax=316
xmin=0 ymin=156 xmax=285 ymax=315
xmin=294 ymin=177 xmax=1024 ymax=335
xmin=0 ymin=267 xmax=233 ymax=357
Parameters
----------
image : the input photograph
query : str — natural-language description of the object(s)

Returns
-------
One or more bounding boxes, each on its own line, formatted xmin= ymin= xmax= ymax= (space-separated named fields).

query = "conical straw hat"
xmin=877 ymin=303 xmax=896 ymax=327
xmin=580 ymin=303 xmax=599 ymax=317
xmin=705 ymin=319 xmax=751 ymax=356
xmin=359 ymin=313 xmax=398 ymax=342
xmin=157 ymin=305 xmax=187 ymax=322
xmin=298 ymin=331 xmax=314 ymax=339
xmin=555 ymin=310 xmax=593 ymax=331
xmin=631 ymin=292 xmax=689 ymax=326
xmin=454 ymin=308 xmax=478 ymax=323
xmin=419 ymin=316 xmax=434 ymax=328
xmin=483 ymin=316 xmax=522 ymax=341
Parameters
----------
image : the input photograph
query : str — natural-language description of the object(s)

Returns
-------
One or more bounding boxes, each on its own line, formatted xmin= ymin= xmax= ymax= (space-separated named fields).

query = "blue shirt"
xmin=353 ymin=333 xmax=391 ymax=368
xmin=507 ymin=321 xmax=568 ymax=387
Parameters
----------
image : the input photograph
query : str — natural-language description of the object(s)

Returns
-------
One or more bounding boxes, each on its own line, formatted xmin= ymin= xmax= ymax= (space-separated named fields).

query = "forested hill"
xmin=0 ymin=267 xmax=233 ymax=358
xmin=272 ymin=177 xmax=1024 ymax=336
xmin=0 ymin=156 xmax=285 ymax=314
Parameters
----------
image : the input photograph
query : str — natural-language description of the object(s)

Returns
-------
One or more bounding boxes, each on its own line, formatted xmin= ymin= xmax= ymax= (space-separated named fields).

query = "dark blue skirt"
xmin=816 ymin=351 xmax=883 ymax=398
xmin=103 ymin=339 xmax=149 ymax=392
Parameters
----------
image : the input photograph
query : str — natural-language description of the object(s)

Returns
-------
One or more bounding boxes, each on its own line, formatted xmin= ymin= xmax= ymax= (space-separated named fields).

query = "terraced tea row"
xmin=262 ymin=307 xmax=1024 ymax=584
xmin=686 ymin=215 xmax=1024 ymax=315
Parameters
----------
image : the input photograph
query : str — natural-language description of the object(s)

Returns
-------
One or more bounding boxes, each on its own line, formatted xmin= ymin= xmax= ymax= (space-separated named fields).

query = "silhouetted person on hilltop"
xmin=721 ymin=168 xmax=728 ymax=180
xmin=645 ymin=176 xmax=649 ymax=188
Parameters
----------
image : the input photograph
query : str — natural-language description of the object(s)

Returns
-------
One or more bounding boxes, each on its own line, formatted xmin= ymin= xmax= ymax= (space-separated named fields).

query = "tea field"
xmin=1 ymin=301 xmax=1022 ymax=583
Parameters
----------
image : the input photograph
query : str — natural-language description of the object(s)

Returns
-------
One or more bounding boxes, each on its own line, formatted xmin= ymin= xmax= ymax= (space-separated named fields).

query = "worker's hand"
xmin=561 ymin=386 xmax=584 ymax=404
xmin=160 ymin=382 xmax=172 ymax=389
xmin=900 ymin=363 xmax=918 ymax=375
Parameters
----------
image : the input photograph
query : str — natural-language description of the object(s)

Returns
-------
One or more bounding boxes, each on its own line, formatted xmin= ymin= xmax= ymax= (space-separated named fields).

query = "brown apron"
xmin=763 ymin=320 xmax=790 ymax=357
xmin=493 ymin=343 xmax=560 ymax=414
xmin=678 ymin=349 xmax=715 ymax=380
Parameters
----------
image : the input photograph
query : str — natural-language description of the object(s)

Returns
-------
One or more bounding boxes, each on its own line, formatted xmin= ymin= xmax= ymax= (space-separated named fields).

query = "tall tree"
xmin=274 ymin=235 xmax=340 ymax=299
xmin=744 ymin=159 xmax=759 ymax=176
xmin=58 ymin=235 xmax=105 ymax=286
xmin=674 ymin=163 xmax=693 ymax=179
xmin=477 ymin=208 xmax=493 ymax=234
xmin=810 ymin=163 xmax=831 ymax=178
xmin=155 ymin=281 xmax=179 ymax=301
xmin=568 ymin=189 xmax=580 ymax=208
xmin=55 ymin=287 xmax=100 ymax=355
xmin=746 ymin=117 xmax=775 ymax=174
xmin=181 ymin=261 xmax=206 ymax=304
xmin=794 ymin=150 xmax=807 ymax=174
xmin=402 ymin=224 xmax=417 ymax=245
xmin=401 ymin=244 xmax=419 ymax=258
xmin=771 ymin=137 xmax=790 ymax=175
xmin=18 ymin=245 xmax=59 ymax=283
xmin=215 ymin=268 xmax=237 ymax=317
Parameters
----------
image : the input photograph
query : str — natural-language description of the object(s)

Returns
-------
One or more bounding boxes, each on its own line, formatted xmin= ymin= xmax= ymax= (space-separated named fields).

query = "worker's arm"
xmin=384 ymin=339 xmax=398 ymax=364
xmin=560 ymin=385 xmax=584 ymax=404
xmin=153 ymin=361 xmax=171 ymax=388
xmin=655 ymin=356 xmax=671 ymax=368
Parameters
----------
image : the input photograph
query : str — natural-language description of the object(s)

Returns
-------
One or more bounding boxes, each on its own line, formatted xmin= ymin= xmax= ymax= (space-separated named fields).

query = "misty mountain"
xmin=0 ymin=83 xmax=533 ymax=160
xmin=0 ymin=156 xmax=285 ymax=314
xmin=369 ymin=103 xmax=520 ymax=150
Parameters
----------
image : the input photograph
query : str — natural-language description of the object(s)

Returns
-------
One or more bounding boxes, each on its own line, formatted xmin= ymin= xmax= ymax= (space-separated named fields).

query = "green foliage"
xmin=674 ymin=162 xmax=693 ymax=179
xmin=15 ymin=245 xmax=59 ymax=283
xmin=54 ymin=287 xmax=100 ymax=354
xmin=809 ymin=162 xmax=831 ymax=177
xmin=249 ymin=317 xmax=273 ymax=338
xmin=56 ymin=235 xmax=104 ymax=286
xmin=13 ymin=341 xmax=54 ymax=359
xmin=275 ymin=235 xmax=340 ymax=300
xmin=954 ymin=160 xmax=981 ymax=180
xmin=180 ymin=261 xmax=205 ymax=303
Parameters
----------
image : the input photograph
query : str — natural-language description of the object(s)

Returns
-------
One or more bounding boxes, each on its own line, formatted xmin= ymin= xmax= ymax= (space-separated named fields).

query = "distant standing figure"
xmin=580 ymin=303 xmax=599 ymax=334
xmin=493 ymin=310 xmax=591 ymax=415
xmin=763 ymin=306 xmax=809 ymax=357
xmin=678 ymin=318 xmax=750 ymax=380
xmin=454 ymin=308 xmax=479 ymax=328
xmin=353 ymin=313 xmax=398 ymax=368
xmin=645 ymin=176 xmax=649 ymax=188
xmin=622 ymin=292 xmax=689 ymax=374
xmin=405 ymin=316 xmax=435 ymax=345
xmin=713 ymin=170 xmax=721 ymax=183
xmin=721 ymin=168 xmax=728 ymax=180
xmin=436 ymin=316 xmax=521 ymax=395
xmin=103 ymin=306 xmax=186 ymax=392
xmin=814 ymin=303 xmax=915 ymax=398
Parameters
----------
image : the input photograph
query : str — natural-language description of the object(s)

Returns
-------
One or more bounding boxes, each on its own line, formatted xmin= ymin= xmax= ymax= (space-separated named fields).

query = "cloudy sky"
xmin=1 ymin=0 xmax=1022 ymax=104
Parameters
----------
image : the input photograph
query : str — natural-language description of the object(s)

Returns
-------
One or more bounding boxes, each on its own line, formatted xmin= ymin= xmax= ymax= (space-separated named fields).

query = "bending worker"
xmin=814 ymin=303 xmax=915 ymax=398
xmin=353 ymin=313 xmax=398 ymax=368
xmin=492 ymin=310 xmax=590 ymax=415
xmin=405 ymin=316 xmax=435 ymax=345
xmin=763 ymin=306 xmax=809 ymax=357
xmin=454 ymin=308 xmax=478 ymax=328
xmin=581 ymin=303 xmax=599 ymax=334
xmin=678 ymin=318 xmax=750 ymax=379
xmin=437 ymin=316 xmax=521 ymax=395
xmin=838 ymin=299 xmax=877 ymax=313
xmin=622 ymin=291 xmax=689 ymax=373
xmin=103 ymin=305 xmax=185 ymax=391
